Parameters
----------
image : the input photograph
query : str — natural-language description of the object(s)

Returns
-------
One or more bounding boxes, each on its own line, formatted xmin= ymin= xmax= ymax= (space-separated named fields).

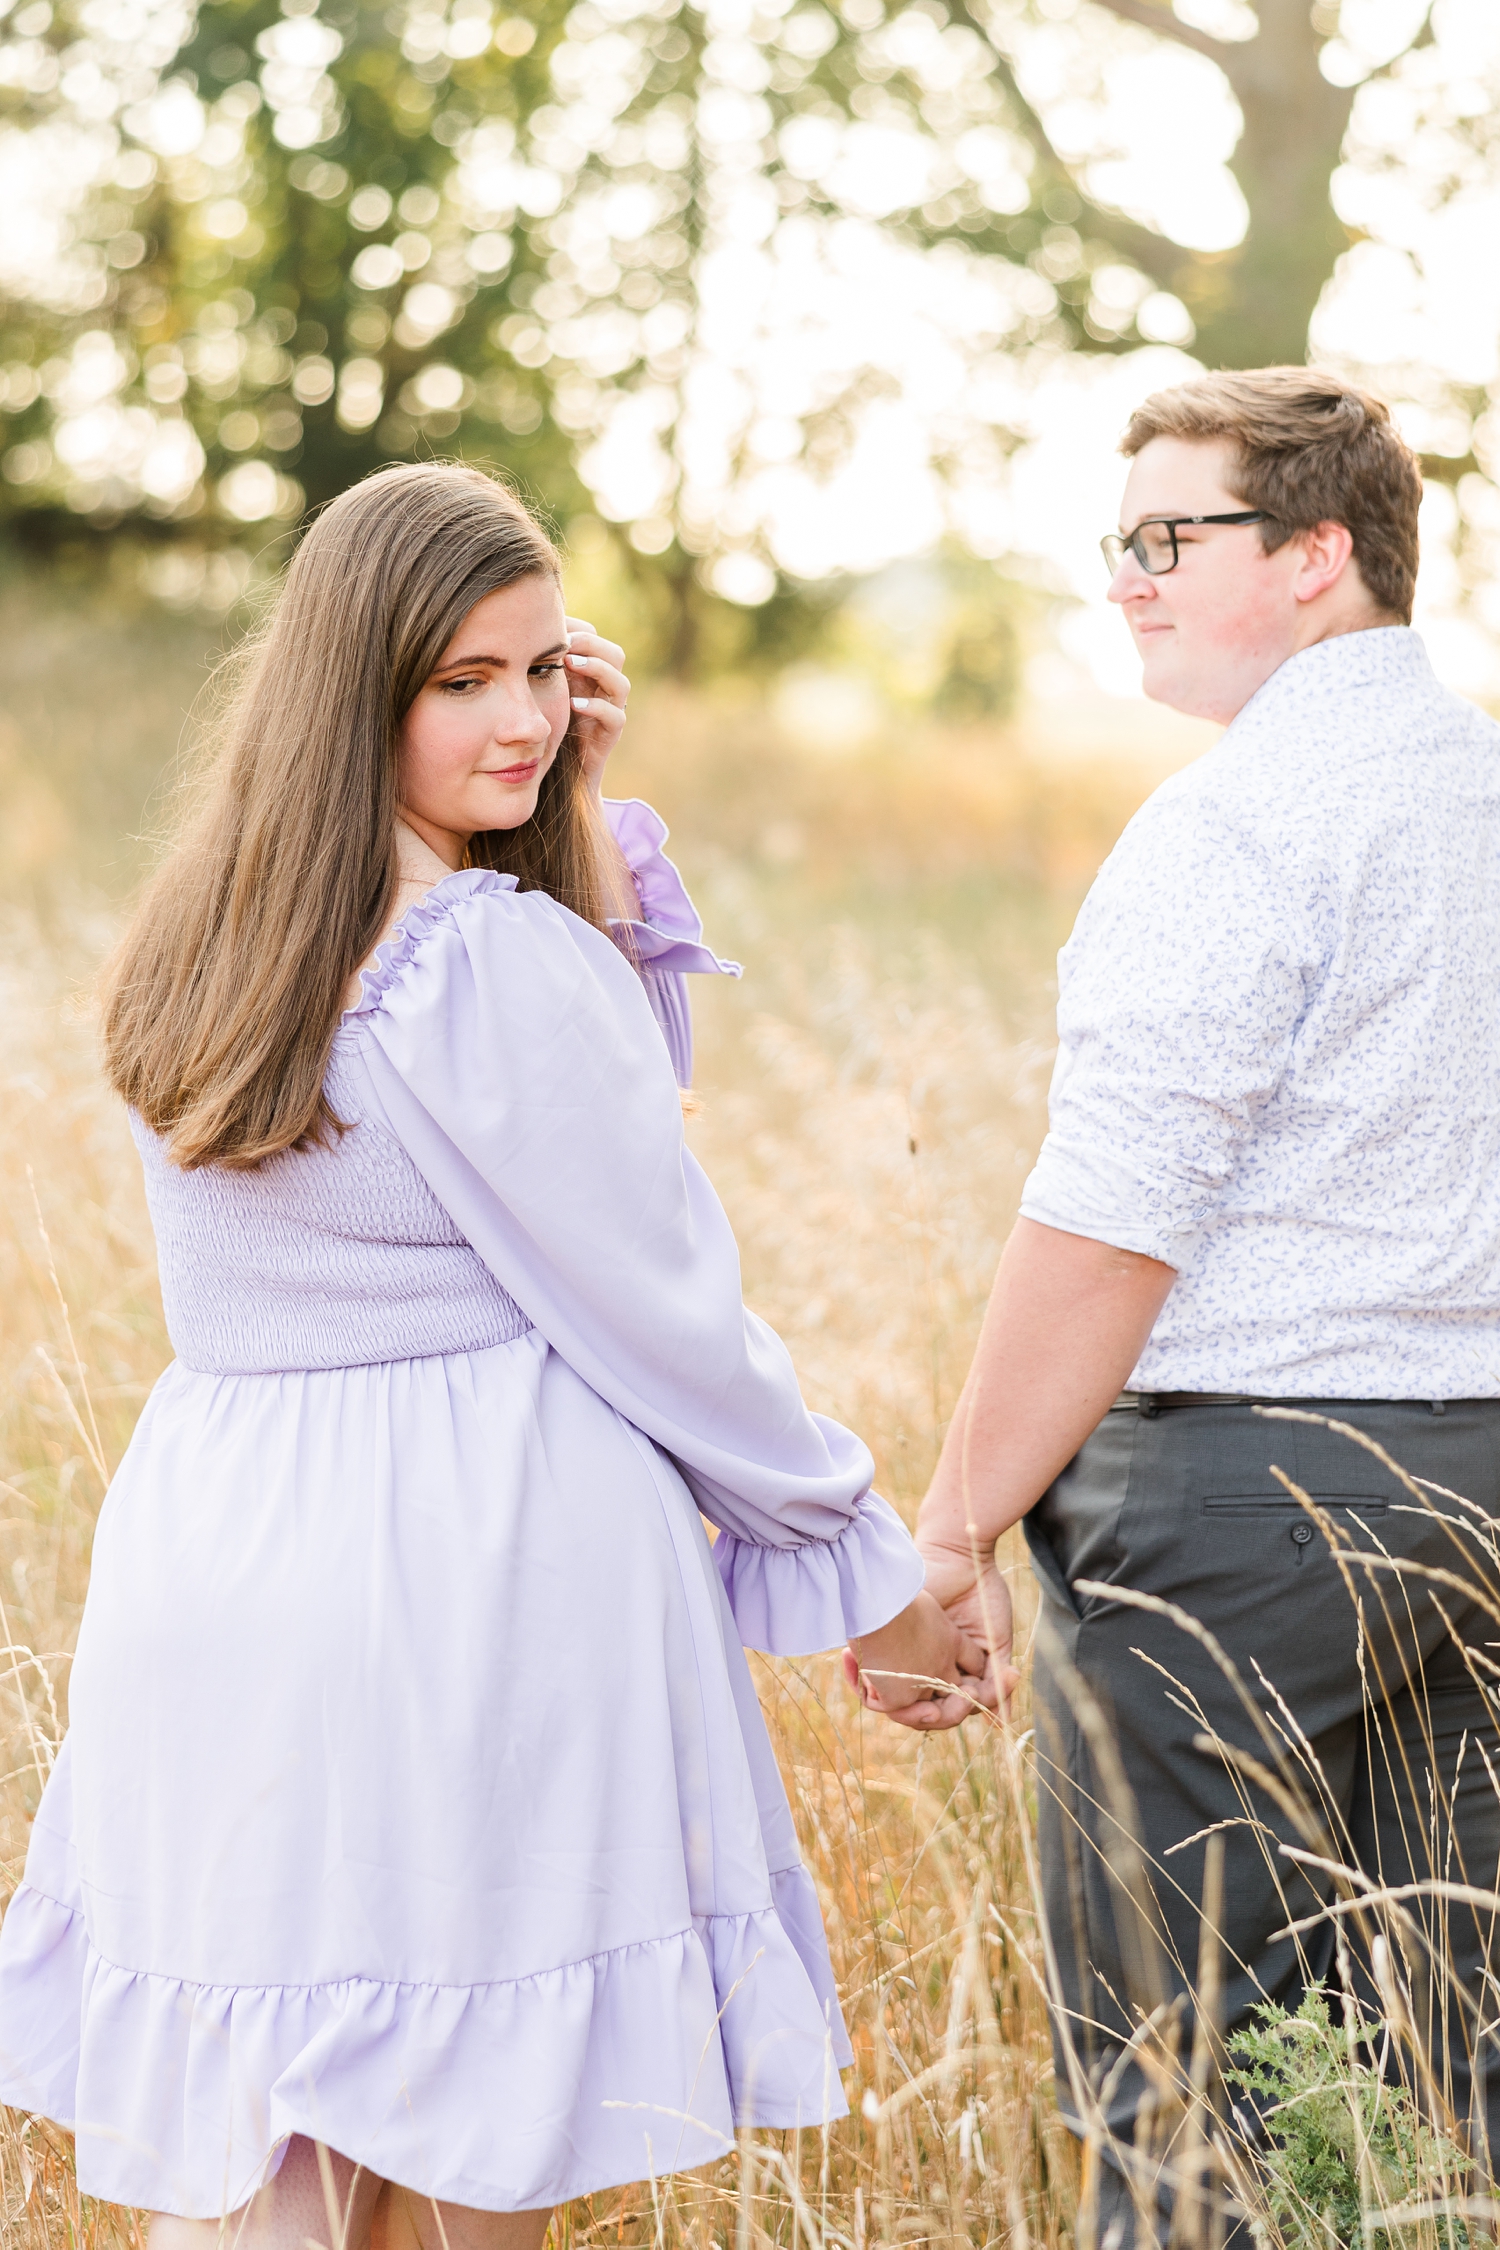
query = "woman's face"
xmin=397 ymin=574 xmax=572 ymax=867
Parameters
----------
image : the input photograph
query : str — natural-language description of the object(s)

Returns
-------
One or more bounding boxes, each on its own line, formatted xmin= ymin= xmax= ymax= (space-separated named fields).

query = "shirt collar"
xmin=1231 ymin=625 xmax=1434 ymax=734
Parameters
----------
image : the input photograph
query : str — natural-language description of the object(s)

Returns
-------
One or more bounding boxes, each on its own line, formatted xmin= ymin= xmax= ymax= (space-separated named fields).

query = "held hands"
xmin=842 ymin=1544 xmax=1022 ymax=1732
xmin=565 ymin=618 xmax=630 ymax=797
xmin=917 ymin=1533 xmax=1020 ymax=1713
xmin=841 ymin=1591 xmax=996 ymax=1731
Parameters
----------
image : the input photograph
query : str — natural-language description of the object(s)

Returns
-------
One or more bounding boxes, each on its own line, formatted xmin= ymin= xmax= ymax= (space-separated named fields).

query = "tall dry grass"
xmin=0 ymin=871 xmax=1074 ymax=2250
xmin=4 ymin=584 xmax=1496 ymax=2250
xmin=13 ymin=891 xmax=1496 ymax=2250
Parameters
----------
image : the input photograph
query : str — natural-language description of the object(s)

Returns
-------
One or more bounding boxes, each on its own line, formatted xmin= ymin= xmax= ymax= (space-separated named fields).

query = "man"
xmin=907 ymin=369 xmax=1500 ymax=2235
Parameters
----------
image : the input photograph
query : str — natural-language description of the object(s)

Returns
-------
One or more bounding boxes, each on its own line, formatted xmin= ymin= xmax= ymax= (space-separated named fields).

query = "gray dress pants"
xmin=1027 ymin=1394 xmax=1500 ymax=2234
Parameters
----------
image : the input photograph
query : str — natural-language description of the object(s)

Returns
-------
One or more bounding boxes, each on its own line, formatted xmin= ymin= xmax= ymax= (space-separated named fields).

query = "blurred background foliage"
xmin=5 ymin=21 xmax=1500 ymax=2234
xmin=8 ymin=23 xmax=1500 ymax=2250
xmin=2 ymin=0 xmax=1495 ymax=689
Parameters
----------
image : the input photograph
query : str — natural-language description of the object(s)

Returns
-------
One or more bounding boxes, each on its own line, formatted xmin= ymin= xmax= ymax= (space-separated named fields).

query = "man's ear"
xmin=1291 ymin=520 xmax=1357 ymax=606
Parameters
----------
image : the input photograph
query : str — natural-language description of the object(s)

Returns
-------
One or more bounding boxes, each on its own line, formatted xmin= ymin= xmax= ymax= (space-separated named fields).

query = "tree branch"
xmin=1083 ymin=0 xmax=1231 ymax=65
xmin=957 ymin=4 xmax=1191 ymax=287
xmin=1077 ymin=200 xmax=1197 ymax=288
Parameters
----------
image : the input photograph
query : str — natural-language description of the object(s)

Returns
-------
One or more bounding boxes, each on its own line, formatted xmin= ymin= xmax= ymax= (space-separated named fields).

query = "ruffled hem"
xmin=602 ymin=798 xmax=741 ymax=980
xmin=714 ymin=1492 xmax=927 ymax=1656
xmin=0 ymin=1867 xmax=850 ymax=2217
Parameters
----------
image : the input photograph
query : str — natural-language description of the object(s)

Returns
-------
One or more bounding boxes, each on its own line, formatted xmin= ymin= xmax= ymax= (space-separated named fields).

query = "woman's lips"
xmin=483 ymin=759 xmax=542 ymax=782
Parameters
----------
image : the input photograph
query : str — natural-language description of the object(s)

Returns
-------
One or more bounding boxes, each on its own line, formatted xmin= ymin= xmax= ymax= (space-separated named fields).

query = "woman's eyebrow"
xmin=431 ymin=639 xmax=568 ymax=674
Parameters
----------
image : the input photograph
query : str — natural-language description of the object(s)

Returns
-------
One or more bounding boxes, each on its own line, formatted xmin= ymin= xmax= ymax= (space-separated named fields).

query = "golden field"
xmin=12 ymin=575 xmax=1469 ymax=2250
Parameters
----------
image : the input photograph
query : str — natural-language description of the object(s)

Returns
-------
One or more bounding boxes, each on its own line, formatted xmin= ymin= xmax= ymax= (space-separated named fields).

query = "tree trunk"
xmin=1186 ymin=0 xmax=1357 ymax=367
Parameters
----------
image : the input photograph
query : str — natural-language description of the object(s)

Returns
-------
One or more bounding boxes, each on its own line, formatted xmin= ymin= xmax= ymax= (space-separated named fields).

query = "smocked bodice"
xmin=133 ymin=1042 xmax=532 ymax=1376
xmin=131 ymin=801 xmax=739 ymax=1381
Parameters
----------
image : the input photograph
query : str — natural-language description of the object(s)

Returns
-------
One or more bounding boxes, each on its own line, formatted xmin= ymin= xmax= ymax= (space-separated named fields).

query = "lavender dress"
xmin=0 ymin=801 xmax=925 ymax=2218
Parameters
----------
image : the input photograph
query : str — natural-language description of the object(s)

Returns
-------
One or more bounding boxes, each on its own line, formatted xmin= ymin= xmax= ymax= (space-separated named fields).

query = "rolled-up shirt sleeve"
xmin=1020 ymin=796 xmax=1317 ymax=1270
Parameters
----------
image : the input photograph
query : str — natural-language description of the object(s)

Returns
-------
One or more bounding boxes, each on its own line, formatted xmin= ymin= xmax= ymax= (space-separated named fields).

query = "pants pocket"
xmin=1201 ymin=1494 xmax=1387 ymax=1516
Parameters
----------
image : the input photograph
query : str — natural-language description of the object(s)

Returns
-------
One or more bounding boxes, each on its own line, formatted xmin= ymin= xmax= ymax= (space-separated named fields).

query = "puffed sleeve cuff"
xmin=712 ymin=1491 xmax=926 ymax=1657
xmin=602 ymin=796 xmax=741 ymax=980
xmin=1019 ymin=1134 xmax=1200 ymax=1269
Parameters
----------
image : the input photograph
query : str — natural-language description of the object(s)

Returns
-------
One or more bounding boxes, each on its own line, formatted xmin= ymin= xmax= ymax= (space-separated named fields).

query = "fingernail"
xmin=571 ymin=697 xmax=589 ymax=710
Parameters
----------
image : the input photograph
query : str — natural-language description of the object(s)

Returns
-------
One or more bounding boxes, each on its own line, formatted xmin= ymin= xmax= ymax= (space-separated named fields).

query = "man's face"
xmin=1108 ymin=436 xmax=1312 ymax=723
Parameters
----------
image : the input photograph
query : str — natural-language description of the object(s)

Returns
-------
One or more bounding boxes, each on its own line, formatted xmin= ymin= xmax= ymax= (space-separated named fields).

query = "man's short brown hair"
xmin=1121 ymin=367 xmax=1422 ymax=623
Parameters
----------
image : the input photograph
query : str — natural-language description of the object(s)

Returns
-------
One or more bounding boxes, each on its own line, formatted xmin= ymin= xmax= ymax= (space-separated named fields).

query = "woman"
xmin=0 ymin=464 xmax=991 ymax=2249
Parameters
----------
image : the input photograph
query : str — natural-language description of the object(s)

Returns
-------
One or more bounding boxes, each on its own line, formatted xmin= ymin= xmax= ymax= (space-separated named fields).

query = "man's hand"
xmin=841 ymin=1590 xmax=995 ymax=1730
xmin=564 ymin=619 xmax=630 ymax=797
xmin=917 ymin=1534 xmax=1021 ymax=1713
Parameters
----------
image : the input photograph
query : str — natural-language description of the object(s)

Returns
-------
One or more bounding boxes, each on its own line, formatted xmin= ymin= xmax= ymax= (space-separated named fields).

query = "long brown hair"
xmin=103 ymin=462 xmax=622 ymax=1171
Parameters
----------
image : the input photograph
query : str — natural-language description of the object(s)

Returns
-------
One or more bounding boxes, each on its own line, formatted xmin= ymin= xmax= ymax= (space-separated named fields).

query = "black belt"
xmin=1111 ymin=1391 xmax=1465 ymax=1418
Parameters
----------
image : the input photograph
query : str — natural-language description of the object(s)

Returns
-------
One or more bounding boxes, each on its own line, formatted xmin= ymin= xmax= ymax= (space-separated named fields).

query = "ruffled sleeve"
xmin=602 ymin=797 xmax=740 ymax=1089
xmin=347 ymin=871 xmax=923 ymax=1657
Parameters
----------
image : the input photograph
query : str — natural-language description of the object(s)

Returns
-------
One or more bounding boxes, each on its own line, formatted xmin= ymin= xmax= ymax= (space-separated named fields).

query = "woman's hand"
xmin=564 ymin=618 xmax=630 ymax=798
xmin=841 ymin=1590 xmax=995 ymax=1731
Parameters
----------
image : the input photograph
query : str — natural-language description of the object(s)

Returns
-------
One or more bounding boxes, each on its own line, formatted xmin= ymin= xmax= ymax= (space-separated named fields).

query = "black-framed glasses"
xmin=1101 ymin=511 xmax=1269 ymax=577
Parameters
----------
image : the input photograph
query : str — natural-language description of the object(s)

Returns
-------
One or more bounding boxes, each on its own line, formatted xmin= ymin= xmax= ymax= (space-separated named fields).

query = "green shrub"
xmin=1226 ymin=1992 xmax=1472 ymax=2250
